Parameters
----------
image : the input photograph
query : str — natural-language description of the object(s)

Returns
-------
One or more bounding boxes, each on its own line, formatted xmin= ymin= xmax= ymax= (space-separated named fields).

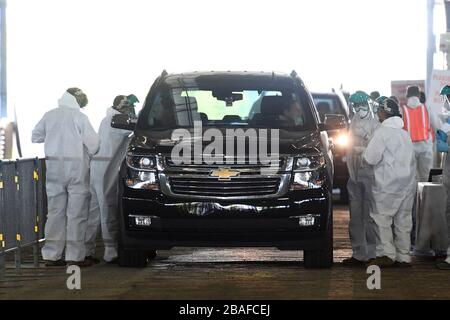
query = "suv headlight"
xmin=126 ymin=155 xmax=156 ymax=171
xmin=333 ymin=133 xmax=349 ymax=148
xmin=292 ymin=155 xmax=326 ymax=190
xmin=292 ymin=171 xmax=324 ymax=190
xmin=293 ymin=155 xmax=325 ymax=171
xmin=125 ymin=155 xmax=159 ymax=190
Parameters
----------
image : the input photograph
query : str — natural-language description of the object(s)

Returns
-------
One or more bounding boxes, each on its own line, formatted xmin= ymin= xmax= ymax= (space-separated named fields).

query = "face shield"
xmin=351 ymin=101 xmax=371 ymax=119
xmin=372 ymin=100 xmax=379 ymax=114
xmin=115 ymin=97 xmax=137 ymax=118
xmin=442 ymin=94 xmax=450 ymax=111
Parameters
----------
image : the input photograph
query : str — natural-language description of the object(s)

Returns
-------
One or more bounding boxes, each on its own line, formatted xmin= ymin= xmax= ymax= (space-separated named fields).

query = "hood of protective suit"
xmin=106 ymin=107 xmax=121 ymax=117
xmin=382 ymin=116 xmax=404 ymax=129
xmin=406 ymin=96 xmax=421 ymax=109
xmin=58 ymin=92 xmax=80 ymax=109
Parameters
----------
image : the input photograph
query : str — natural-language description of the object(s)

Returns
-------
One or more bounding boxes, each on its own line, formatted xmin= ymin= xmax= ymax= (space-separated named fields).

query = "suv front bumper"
xmin=119 ymin=187 xmax=332 ymax=251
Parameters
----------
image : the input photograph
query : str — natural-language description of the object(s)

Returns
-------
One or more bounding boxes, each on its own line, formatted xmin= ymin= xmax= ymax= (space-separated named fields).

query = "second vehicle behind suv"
xmin=311 ymin=91 xmax=351 ymax=202
xmin=112 ymin=71 xmax=346 ymax=269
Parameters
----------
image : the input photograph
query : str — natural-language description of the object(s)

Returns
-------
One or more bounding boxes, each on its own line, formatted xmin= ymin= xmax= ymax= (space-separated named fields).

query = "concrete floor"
xmin=1 ymin=205 xmax=449 ymax=300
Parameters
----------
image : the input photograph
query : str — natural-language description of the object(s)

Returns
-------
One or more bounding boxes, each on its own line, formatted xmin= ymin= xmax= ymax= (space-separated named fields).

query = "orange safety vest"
xmin=401 ymin=104 xmax=431 ymax=142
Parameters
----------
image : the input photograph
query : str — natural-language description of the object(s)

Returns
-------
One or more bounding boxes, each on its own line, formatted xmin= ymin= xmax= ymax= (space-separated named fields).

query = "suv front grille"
xmin=168 ymin=175 xmax=281 ymax=197
xmin=158 ymin=156 xmax=292 ymax=200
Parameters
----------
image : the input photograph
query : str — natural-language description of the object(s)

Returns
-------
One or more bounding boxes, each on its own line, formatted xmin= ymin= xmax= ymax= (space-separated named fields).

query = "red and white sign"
xmin=391 ymin=80 xmax=425 ymax=108
xmin=427 ymin=70 xmax=450 ymax=130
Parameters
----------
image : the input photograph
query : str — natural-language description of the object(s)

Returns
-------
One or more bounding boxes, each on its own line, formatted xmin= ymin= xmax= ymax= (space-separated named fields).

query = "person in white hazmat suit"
xmin=435 ymin=85 xmax=450 ymax=270
xmin=401 ymin=85 xmax=433 ymax=183
xmin=342 ymin=91 xmax=380 ymax=266
xmin=84 ymin=95 xmax=137 ymax=263
xmin=364 ymin=98 xmax=416 ymax=268
xmin=32 ymin=88 xmax=100 ymax=267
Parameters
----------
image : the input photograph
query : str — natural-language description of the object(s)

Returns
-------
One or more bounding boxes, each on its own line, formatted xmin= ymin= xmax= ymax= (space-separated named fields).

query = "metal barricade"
xmin=0 ymin=158 xmax=46 ymax=274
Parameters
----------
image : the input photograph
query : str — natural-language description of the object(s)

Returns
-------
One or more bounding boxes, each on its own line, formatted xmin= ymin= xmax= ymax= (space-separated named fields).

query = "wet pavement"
xmin=1 ymin=205 xmax=449 ymax=300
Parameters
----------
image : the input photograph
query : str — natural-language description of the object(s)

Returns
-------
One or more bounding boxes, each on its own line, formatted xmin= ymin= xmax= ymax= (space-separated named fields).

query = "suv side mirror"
xmin=111 ymin=114 xmax=137 ymax=131
xmin=319 ymin=114 xmax=347 ymax=131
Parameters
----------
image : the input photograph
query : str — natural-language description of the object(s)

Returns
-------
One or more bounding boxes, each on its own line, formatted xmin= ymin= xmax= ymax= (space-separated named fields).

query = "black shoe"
xmin=393 ymin=261 xmax=412 ymax=268
xmin=85 ymin=256 xmax=101 ymax=264
xmin=106 ymin=257 xmax=118 ymax=264
xmin=434 ymin=255 xmax=447 ymax=262
xmin=44 ymin=259 xmax=66 ymax=267
xmin=66 ymin=259 xmax=94 ymax=268
xmin=436 ymin=261 xmax=450 ymax=270
xmin=366 ymin=256 xmax=395 ymax=268
xmin=342 ymin=257 xmax=366 ymax=267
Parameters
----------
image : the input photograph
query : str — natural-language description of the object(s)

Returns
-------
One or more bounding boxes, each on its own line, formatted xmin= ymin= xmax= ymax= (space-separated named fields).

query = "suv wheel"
xmin=147 ymin=250 xmax=157 ymax=260
xmin=303 ymin=216 xmax=333 ymax=269
xmin=118 ymin=248 xmax=148 ymax=268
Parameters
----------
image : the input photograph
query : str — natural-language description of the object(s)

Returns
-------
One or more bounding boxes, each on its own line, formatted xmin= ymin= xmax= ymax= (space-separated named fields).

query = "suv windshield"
xmin=312 ymin=94 xmax=346 ymax=122
xmin=138 ymin=82 xmax=316 ymax=131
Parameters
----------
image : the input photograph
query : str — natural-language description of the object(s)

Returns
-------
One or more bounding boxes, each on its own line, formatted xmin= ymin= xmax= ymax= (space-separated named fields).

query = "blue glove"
xmin=436 ymin=129 xmax=448 ymax=143
xmin=447 ymin=117 xmax=450 ymax=124
xmin=437 ymin=139 xmax=449 ymax=153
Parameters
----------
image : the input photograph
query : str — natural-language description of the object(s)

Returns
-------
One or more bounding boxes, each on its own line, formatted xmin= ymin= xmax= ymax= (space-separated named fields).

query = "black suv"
xmin=112 ymin=71 xmax=346 ymax=269
xmin=311 ymin=92 xmax=351 ymax=202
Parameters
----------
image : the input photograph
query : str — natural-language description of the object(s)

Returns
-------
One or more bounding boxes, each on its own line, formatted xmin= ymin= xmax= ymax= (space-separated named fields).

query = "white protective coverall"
xmin=32 ymin=92 xmax=99 ymax=262
xmin=346 ymin=112 xmax=380 ymax=261
xmin=403 ymin=96 xmax=433 ymax=182
xmin=85 ymin=107 xmax=132 ymax=262
xmin=441 ymin=131 xmax=450 ymax=265
xmin=363 ymin=116 xmax=416 ymax=263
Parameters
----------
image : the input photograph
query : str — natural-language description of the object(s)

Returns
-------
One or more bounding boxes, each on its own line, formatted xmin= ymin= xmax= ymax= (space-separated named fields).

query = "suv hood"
xmin=130 ymin=128 xmax=323 ymax=155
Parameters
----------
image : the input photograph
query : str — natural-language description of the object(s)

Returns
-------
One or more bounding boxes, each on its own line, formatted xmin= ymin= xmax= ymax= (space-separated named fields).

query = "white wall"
xmin=6 ymin=0 xmax=428 ymax=157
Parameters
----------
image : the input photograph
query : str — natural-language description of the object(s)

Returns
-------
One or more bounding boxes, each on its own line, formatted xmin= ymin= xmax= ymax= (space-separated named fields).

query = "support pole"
xmin=427 ymin=0 xmax=436 ymax=95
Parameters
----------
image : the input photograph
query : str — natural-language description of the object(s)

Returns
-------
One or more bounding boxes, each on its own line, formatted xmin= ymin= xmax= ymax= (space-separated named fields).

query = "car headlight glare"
xmin=334 ymin=134 xmax=349 ymax=147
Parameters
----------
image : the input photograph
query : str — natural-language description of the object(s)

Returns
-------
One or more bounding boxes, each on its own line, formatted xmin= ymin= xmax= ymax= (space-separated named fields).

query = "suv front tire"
xmin=303 ymin=213 xmax=333 ymax=269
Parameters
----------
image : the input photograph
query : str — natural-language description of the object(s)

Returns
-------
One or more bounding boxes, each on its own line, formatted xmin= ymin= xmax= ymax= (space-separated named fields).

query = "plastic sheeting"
xmin=415 ymin=182 xmax=449 ymax=253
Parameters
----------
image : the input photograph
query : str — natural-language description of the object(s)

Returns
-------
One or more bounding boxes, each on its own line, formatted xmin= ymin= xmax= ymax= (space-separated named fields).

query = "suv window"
xmin=139 ymin=84 xmax=316 ymax=131
xmin=312 ymin=94 xmax=346 ymax=122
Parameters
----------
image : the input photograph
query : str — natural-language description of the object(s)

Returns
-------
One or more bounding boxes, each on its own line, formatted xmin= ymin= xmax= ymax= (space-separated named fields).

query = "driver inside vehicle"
xmin=152 ymin=95 xmax=177 ymax=128
xmin=279 ymin=100 xmax=304 ymax=126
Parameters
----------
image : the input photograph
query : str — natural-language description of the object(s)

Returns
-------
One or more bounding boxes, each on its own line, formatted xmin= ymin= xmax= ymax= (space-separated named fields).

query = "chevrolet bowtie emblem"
xmin=210 ymin=168 xmax=240 ymax=181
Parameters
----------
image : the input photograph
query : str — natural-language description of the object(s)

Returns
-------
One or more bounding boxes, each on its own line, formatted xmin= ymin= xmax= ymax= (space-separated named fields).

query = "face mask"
xmin=407 ymin=97 xmax=420 ymax=107
xmin=356 ymin=108 xmax=369 ymax=119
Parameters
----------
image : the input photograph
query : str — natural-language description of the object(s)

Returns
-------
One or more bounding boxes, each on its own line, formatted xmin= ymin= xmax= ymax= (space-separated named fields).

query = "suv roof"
xmin=161 ymin=70 xmax=306 ymax=88
xmin=312 ymin=92 xmax=338 ymax=97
